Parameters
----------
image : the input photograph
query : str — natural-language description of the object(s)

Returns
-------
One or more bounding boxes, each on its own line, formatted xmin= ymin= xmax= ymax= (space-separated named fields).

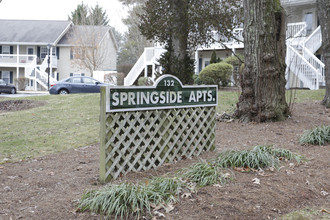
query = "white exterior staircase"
xmin=124 ymin=47 xmax=166 ymax=86
xmin=25 ymin=55 xmax=57 ymax=90
xmin=285 ymin=22 xmax=325 ymax=90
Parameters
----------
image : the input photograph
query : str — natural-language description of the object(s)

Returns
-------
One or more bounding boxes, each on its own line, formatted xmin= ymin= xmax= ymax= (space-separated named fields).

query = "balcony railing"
xmin=0 ymin=54 xmax=37 ymax=67
xmin=0 ymin=54 xmax=57 ymax=68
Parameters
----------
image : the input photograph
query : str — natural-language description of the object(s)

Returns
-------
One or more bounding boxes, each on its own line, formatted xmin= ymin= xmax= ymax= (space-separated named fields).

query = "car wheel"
xmin=58 ymin=89 xmax=69 ymax=95
xmin=10 ymin=88 xmax=16 ymax=94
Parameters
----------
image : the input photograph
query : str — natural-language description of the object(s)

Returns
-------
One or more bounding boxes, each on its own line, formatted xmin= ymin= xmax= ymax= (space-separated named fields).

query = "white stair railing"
xmin=302 ymin=47 xmax=325 ymax=85
xmin=287 ymin=22 xmax=306 ymax=39
xmin=24 ymin=56 xmax=37 ymax=78
xmin=287 ymin=45 xmax=319 ymax=90
xmin=124 ymin=47 xmax=166 ymax=86
xmin=304 ymin=26 xmax=322 ymax=54
xmin=124 ymin=50 xmax=146 ymax=86
xmin=286 ymin=22 xmax=324 ymax=89
xmin=34 ymin=55 xmax=57 ymax=90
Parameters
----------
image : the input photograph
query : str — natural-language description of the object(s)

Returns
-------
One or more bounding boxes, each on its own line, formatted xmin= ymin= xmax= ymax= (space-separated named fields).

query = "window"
xmin=2 ymin=71 xmax=10 ymax=84
xmin=204 ymin=60 xmax=210 ymax=68
xmin=70 ymin=48 xmax=84 ymax=59
xmin=2 ymin=46 xmax=10 ymax=54
xmin=40 ymin=46 xmax=56 ymax=59
xmin=68 ymin=77 xmax=82 ymax=83
xmin=82 ymin=77 xmax=97 ymax=84
xmin=27 ymin=48 xmax=34 ymax=61
xmin=70 ymin=73 xmax=84 ymax=77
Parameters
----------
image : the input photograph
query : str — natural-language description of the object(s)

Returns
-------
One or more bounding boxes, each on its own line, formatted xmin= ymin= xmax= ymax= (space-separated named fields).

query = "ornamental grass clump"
xmin=299 ymin=125 xmax=330 ymax=145
xmin=181 ymin=162 xmax=230 ymax=187
xmin=216 ymin=145 xmax=302 ymax=169
xmin=78 ymin=183 xmax=167 ymax=219
xmin=148 ymin=177 xmax=185 ymax=197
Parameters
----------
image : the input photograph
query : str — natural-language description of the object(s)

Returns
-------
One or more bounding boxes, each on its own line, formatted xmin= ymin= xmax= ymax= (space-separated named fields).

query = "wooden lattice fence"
xmin=100 ymin=76 xmax=217 ymax=183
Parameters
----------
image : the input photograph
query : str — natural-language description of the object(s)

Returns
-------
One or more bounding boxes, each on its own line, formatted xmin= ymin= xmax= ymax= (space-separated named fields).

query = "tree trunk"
xmin=235 ymin=0 xmax=289 ymax=122
xmin=317 ymin=0 xmax=330 ymax=108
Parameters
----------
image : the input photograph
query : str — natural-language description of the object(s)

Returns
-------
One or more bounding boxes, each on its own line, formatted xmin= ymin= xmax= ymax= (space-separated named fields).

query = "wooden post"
xmin=99 ymin=86 xmax=106 ymax=183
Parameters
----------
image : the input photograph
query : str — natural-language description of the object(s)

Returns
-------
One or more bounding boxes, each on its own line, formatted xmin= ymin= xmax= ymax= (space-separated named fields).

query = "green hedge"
xmin=198 ymin=62 xmax=233 ymax=87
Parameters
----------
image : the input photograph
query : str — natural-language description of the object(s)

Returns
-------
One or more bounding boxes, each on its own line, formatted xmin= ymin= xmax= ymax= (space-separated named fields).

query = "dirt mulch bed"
xmin=0 ymin=102 xmax=329 ymax=220
xmin=0 ymin=100 xmax=47 ymax=112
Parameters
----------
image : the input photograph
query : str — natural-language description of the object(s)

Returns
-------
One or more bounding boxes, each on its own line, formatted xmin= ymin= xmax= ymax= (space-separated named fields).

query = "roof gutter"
xmin=53 ymin=21 xmax=74 ymax=46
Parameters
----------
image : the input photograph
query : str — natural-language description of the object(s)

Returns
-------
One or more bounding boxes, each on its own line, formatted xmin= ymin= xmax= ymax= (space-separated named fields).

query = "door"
xmin=27 ymin=47 xmax=34 ymax=61
xmin=81 ymin=77 xmax=100 ymax=93
xmin=304 ymin=12 xmax=313 ymax=35
xmin=68 ymin=77 xmax=84 ymax=93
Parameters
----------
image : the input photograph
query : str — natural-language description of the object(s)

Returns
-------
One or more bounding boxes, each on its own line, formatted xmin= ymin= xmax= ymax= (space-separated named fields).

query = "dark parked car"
xmin=0 ymin=79 xmax=16 ymax=94
xmin=49 ymin=76 xmax=112 ymax=94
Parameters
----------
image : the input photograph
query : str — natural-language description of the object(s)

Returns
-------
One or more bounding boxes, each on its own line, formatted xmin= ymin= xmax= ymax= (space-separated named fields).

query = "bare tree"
xmin=69 ymin=26 xmax=110 ymax=77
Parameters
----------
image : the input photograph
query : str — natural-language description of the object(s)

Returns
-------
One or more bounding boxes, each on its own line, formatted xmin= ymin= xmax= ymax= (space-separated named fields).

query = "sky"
xmin=0 ymin=0 xmax=128 ymax=33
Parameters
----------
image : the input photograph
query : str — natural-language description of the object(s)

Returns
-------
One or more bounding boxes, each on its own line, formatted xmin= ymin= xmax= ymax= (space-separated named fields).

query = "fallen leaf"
xmin=181 ymin=192 xmax=192 ymax=198
xmin=234 ymin=167 xmax=251 ymax=172
xmin=165 ymin=204 xmax=175 ymax=213
xmin=153 ymin=210 xmax=165 ymax=218
xmin=321 ymin=209 xmax=330 ymax=214
xmin=320 ymin=191 xmax=328 ymax=196
xmin=222 ymin=173 xmax=231 ymax=178
xmin=213 ymin=184 xmax=223 ymax=188
xmin=252 ymin=178 xmax=260 ymax=185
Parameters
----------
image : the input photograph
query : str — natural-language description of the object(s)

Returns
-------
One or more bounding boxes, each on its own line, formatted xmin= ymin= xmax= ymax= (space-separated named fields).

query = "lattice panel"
xmin=101 ymin=107 xmax=216 ymax=182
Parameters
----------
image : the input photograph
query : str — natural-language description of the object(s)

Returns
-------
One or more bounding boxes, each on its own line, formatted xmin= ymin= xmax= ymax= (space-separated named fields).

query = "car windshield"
xmin=0 ymin=80 xmax=6 ymax=85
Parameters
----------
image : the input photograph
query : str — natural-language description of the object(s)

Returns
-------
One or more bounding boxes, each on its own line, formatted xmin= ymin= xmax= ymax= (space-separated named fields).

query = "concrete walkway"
xmin=0 ymin=90 xmax=49 ymax=98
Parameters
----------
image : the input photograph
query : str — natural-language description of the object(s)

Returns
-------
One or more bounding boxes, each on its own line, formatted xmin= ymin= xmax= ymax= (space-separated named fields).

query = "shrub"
xmin=15 ymin=77 xmax=29 ymax=91
xmin=193 ymin=74 xmax=203 ymax=85
xmin=138 ymin=77 xmax=153 ymax=86
xmin=181 ymin=162 xmax=230 ymax=187
xmin=79 ymin=183 xmax=167 ymax=219
xmin=223 ymin=55 xmax=244 ymax=86
xmin=299 ymin=125 xmax=330 ymax=145
xmin=198 ymin=62 xmax=233 ymax=87
xmin=210 ymin=50 xmax=218 ymax=64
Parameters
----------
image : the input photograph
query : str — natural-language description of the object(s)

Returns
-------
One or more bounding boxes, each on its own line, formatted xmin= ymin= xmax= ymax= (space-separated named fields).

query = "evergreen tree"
xmin=139 ymin=0 xmax=242 ymax=84
xmin=210 ymin=50 xmax=218 ymax=64
xmin=68 ymin=1 xmax=89 ymax=25
xmin=90 ymin=3 xmax=110 ymax=25
xmin=68 ymin=2 xmax=110 ymax=26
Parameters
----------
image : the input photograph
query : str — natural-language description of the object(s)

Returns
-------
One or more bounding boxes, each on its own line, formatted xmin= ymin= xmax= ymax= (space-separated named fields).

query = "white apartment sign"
xmin=105 ymin=75 xmax=218 ymax=112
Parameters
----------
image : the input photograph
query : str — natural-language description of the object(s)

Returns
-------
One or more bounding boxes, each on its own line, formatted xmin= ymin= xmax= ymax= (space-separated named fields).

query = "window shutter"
xmin=10 ymin=46 xmax=13 ymax=54
xmin=70 ymin=73 xmax=73 ymax=76
xmin=37 ymin=47 xmax=41 ymax=57
xmin=81 ymin=73 xmax=85 ymax=76
xmin=0 ymin=46 xmax=2 ymax=54
xmin=56 ymin=47 xmax=60 ymax=59
xmin=0 ymin=71 xmax=2 ymax=79
xmin=70 ymin=48 xmax=73 ymax=59
xmin=57 ymin=73 xmax=59 ymax=81
xmin=10 ymin=71 xmax=13 ymax=84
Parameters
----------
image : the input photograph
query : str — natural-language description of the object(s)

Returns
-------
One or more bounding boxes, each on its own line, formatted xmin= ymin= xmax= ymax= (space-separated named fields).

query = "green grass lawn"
xmin=0 ymin=89 xmax=325 ymax=162
xmin=218 ymin=89 xmax=325 ymax=113
xmin=0 ymin=94 xmax=100 ymax=162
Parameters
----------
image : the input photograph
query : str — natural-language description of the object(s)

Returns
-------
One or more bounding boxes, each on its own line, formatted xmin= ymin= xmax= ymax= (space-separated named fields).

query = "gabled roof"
xmin=57 ymin=25 xmax=118 ymax=50
xmin=0 ymin=19 xmax=72 ymax=45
